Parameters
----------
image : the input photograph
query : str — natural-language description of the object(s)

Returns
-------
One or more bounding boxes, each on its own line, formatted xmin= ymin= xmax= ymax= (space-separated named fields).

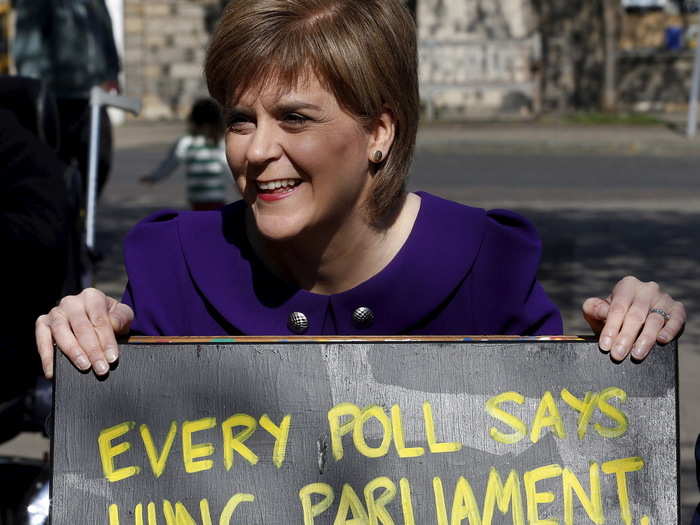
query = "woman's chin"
xmin=253 ymin=216 xmax=308 ymax=243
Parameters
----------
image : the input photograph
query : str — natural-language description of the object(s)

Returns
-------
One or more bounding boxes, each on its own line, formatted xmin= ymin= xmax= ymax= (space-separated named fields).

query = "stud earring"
xmin=373 ymin=150 xmax=383 ymax=163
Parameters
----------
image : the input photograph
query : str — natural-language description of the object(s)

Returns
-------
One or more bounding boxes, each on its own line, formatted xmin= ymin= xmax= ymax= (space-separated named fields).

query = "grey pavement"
xmin=3 ymin=119 xmax=698 ymax=520
xmin=113 ymin=118 xmax=700 ymax=155
xmin=416 ymin=120 xmax=700 ymax=157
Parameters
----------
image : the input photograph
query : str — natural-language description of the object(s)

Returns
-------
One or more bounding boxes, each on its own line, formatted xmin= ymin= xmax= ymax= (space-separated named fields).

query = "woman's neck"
xmin=247 ymin=192 xmax=421 ymax=295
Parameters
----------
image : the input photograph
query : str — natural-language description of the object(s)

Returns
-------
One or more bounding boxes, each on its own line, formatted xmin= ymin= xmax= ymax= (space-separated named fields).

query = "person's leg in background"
xmin=55 ymin=98 xmax=113 ymax=200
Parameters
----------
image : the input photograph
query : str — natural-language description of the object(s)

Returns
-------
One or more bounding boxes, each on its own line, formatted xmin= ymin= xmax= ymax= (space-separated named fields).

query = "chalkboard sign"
xmin=52 ymin=338 xmax=679 ymax=524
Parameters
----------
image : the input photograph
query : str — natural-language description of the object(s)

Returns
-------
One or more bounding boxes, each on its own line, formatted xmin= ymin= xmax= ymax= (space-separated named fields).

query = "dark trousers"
xmin=55 ymin=98 xmax=113 ymax=199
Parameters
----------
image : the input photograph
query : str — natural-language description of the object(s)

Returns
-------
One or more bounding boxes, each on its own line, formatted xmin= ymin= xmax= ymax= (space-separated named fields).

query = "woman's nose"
xmin=245 ymin=120 xmax=282 ymax=165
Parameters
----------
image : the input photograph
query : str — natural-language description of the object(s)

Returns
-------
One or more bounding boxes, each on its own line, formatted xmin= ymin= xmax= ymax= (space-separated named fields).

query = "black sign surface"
xmin=52 ymin=339 xmax=678 ymax=524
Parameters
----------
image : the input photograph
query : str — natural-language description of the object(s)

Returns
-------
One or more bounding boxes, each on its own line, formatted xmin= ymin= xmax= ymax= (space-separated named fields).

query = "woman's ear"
xmin=367 ymin=106 xmax=396 ymax=164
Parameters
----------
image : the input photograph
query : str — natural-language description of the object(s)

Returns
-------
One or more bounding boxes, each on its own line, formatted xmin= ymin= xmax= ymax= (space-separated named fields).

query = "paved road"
xmin=4 ymin=123 xmax=698 ymax=519
xmin=410 ymin=151 xmax=700 ymax=210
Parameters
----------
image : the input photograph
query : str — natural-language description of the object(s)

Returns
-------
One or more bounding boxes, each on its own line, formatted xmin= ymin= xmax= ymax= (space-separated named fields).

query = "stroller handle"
xmin=85 ymin=87 xmax=142 ymax=260
xmin=89 ymin=86 xmax=142 ymax=115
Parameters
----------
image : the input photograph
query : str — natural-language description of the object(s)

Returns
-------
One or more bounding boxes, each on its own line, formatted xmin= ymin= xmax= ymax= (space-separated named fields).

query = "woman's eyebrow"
xmin=275 ymin=100 xmax=322 ymax=112
xmin=226 ymin=105 xmax=253 ymax=114
xmin=226 ymin=100 xmax=323 ymax=114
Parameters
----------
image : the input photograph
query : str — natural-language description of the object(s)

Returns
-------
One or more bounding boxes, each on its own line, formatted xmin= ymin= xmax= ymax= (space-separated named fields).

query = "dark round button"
xmin=287 ymin=312 xmax=309 ymax=334
xmin=352 ymin=306 xmax=374 ymax=329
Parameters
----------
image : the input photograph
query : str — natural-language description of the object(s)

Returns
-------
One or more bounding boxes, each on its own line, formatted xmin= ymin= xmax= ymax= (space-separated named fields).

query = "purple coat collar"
xmin=176 ymin=192 xmax=487 ymax=335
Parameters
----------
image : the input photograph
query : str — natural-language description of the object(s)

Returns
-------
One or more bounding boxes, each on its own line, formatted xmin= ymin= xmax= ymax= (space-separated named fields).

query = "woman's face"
xmin=225 ymin=74 xmax=375 ymax=242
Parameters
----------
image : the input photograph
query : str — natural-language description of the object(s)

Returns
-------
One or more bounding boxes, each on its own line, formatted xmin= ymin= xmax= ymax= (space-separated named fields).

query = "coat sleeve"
xmin=469 ymin=209 xmax=563 ymax=335
xmin=142 ymin=139 xmax=184 ymax=183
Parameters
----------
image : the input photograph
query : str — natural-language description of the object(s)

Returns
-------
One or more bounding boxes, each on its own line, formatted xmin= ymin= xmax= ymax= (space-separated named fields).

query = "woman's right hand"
xmin=35 ymin=288 xmax=134 ymax=378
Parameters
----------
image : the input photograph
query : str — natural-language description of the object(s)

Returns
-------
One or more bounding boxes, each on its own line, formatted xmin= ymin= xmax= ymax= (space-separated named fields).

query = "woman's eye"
xmin=226 ymin=113 xmax=254 ymax=131
xmin=283 ymin=113 xmax=309 ymax=126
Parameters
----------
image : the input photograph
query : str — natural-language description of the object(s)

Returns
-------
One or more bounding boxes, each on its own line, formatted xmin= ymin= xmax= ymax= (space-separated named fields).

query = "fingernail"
xmin=658 ymin=332 xmax=670 ymax=343
xmin=105 ymin=347 xmax=118 ymax=363
xmin=76 ymin=355 xmax=90 ymax=370
xmin=612 ymin=343 xmax=626 ymax=360
xmin=94 ymin=360 xmax=109 ymax=375
xmin=599 ymin=336 xmax=613 ymax=351
xmin=631 ymin=345 xmax=645 ymax=359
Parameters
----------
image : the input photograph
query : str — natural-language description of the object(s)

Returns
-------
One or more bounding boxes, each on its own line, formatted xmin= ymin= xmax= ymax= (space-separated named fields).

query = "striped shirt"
xmin=148 ymin=135 xmax=230 ymax=204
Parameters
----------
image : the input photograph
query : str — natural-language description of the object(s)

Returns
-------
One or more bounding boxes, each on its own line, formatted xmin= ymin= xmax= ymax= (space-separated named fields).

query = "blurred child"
xmin=141 ymin=98 xmax=230 ymax=210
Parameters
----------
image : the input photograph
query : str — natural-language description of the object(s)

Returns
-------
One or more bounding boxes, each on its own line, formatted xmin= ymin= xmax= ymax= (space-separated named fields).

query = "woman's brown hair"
xmin=205 ymin=0 xmax=419 ymax=225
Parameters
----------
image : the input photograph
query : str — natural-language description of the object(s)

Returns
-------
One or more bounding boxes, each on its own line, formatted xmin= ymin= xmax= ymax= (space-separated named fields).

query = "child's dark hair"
xmin=188 ymin=98 xmax=225 ymax=143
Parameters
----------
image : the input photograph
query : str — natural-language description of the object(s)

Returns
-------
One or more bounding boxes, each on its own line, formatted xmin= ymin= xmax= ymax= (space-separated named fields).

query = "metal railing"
xmin=687 ymin=25 xmax=700 ymax=137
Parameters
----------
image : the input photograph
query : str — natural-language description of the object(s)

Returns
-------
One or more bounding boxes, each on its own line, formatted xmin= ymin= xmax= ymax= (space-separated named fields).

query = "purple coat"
xmin=122 ymin=192 xmax=562 ymax=336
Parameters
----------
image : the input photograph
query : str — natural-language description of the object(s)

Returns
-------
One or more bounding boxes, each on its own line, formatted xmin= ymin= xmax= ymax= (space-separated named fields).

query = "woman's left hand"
xmin=582 ymin=276 xmax=686 ymax=361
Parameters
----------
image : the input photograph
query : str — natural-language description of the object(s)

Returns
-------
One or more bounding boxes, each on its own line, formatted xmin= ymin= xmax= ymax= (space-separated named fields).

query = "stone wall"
xmin=123 ymin=0 xmax=221 ymax=120
xmin=617 ymin=11 xmax=698 ymax=111
xmin=417 ymin=0 xmax=540 ymax=119
xmin=125 ymin=0 xmax=540 ymax=120
xmin=619 ymin=51 xmax=696 ymax=111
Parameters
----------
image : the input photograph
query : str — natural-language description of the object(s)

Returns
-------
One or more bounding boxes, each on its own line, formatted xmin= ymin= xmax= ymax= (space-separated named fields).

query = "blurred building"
xmin=418 ymin=0 xmax=540 ymax=119
xmin=110 ymin=0 xmax=700 ymax=119
xmin=122 ymin=0 xmax=221 ymax=120
xmin=119 ymin=0 xmax=541 ymax=120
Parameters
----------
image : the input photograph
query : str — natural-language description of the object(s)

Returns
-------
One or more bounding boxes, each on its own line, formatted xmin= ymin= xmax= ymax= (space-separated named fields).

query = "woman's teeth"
xmin=257 ymin=179 xmax=300 ymax=192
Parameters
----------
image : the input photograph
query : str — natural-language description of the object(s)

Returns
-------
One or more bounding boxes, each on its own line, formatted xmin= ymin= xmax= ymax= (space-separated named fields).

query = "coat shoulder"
xmin=417 ymin=192 xmax=540 ymax=257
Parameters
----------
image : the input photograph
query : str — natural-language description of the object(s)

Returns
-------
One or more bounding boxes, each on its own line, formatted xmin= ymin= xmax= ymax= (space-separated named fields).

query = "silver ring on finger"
xmin=649 ymin=308 xmax=671 ymax=322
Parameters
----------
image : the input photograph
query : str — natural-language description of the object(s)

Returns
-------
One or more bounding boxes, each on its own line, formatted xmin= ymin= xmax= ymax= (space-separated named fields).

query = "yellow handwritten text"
xmin=296 ymin=456 xmax=646 ymax=525
xmin=327 ymin=401 xmax=461 ymax=462
xmin=107 ymin=493 xmax=254 ymax=525
xmin=97 ymin=413 xmax=292 ymax=482
xmin=486 ymin=387 xmax=629 ymax=444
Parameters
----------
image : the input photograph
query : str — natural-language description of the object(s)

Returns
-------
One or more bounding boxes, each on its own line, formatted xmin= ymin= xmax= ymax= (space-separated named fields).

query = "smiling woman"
xmin=35 ymin=0 xmax=686 ymax=378
xmin=227 ymin=76 xmax=383 ymax=241
xmin=222 ymin=73 xmax=419 ymax=295
xmin=205 ymin=0 xmax=418 ymax=225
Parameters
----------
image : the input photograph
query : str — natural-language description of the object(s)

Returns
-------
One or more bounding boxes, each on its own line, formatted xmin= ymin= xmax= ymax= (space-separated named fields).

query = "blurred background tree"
xmin=531 ymin=0 xmax=696 ymax=114
xmin=602 ymin=0 xmax=622 ymax=112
